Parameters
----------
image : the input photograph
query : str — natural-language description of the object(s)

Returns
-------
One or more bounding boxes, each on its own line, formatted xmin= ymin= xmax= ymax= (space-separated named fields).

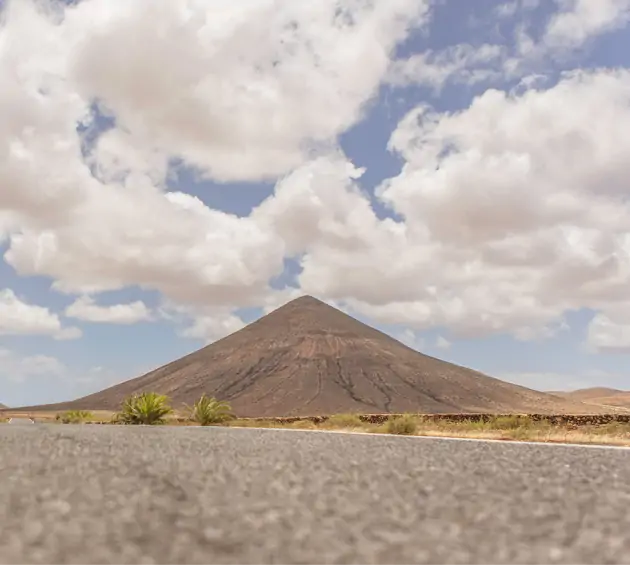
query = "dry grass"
xmin=385 ymin=414 xmax=418 ymax=435
xmin=227 ymin=414 xmax=630 ymax=446
xmin=3 ymin=410 xmax=630 ymax=446
xmin=321 ymin=413 xmax=364 ymax=429
xmin=0 ymin=410 xmax=115 ymax=423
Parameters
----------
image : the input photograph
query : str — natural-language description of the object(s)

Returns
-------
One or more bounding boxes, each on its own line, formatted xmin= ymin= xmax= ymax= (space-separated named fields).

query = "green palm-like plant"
xmin=115 ymin=392 xmax=173 ymax=425
xmin=187 ymin=395 xmax=234 ymax=426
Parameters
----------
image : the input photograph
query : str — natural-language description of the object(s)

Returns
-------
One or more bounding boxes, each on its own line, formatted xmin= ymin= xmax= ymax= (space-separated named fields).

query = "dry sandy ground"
xmin=3 ymin=411 xmax=630 ymax=447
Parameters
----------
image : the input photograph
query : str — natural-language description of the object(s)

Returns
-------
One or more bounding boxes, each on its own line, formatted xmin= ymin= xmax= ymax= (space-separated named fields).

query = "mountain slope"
xmin=551 ymin=388 xmax=630 ymax=410
xmin=551 ymin=387 xmax=624 ymax=401
xmin=30 ymin=296 xmax=597 ymax=416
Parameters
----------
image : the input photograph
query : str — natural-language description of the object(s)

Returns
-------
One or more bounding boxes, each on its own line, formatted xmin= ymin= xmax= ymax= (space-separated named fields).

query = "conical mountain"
xmin=34 ymin=296 xmax=592 ymax=416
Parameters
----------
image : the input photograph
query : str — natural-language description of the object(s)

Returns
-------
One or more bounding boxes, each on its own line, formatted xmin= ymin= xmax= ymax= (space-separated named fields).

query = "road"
xmin=1 ymin=425 xmax=630 ymax=564
xmin=7 ymin=417 xmax=35 ymax=424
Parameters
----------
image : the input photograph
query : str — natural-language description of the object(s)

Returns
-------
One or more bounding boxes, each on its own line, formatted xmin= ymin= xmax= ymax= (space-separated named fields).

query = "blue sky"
xmin=2 ymin=0 xmax=630 ymax=406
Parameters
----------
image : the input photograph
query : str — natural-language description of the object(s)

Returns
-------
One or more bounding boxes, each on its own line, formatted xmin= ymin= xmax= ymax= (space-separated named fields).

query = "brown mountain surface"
xmin=551 ymin=387 xmax=624 ymax=400
xmin=551 ymin=388 xmax=630 ymax=410
xmin=26 ymin=296 xmax=603 ymax=417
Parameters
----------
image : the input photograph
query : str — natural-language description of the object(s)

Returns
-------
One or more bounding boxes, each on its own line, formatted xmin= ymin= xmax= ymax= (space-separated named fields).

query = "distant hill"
xmin=551 ymin=388 xmax=630 ymax=410
xmin=22 ymin=296 xmax=603 ymax=417
xmin=0 ymin=403 xmax=6 ymax=409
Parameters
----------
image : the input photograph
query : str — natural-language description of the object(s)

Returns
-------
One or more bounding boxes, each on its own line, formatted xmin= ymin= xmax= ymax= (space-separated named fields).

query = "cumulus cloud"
xmin=2 ymin=0 xmax=630 ymax=355
xmin=65 ymin=296 xmax=152 ymax=324
xmin=69 ymin=0 xmax=429 ymax=182
xmin=284 ymin=69 xmax=630 ymax=342
xmin=0 ymin=0 xmax=429 ymax=311
xmin=0 ymin=289 xmax=81 ymax=339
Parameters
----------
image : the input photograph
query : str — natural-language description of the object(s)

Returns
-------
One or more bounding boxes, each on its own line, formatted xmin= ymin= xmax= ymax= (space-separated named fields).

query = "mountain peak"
xmin=251 ymin=294 xmax=374 ymax=338
xmin=283 ymin=295 xmax=330 ymax=307
xmin=38 ymin=293 xmax=595 ymax=417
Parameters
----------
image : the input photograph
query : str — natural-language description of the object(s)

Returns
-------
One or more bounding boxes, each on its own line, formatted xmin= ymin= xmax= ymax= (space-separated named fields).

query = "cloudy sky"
xmin=2 ymin=0 xmax=630 ymax=406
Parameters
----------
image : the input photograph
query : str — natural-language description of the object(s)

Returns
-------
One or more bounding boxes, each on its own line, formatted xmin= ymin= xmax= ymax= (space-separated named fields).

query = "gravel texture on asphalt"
xmin=1 ymin=424 xmax=630 ymax=564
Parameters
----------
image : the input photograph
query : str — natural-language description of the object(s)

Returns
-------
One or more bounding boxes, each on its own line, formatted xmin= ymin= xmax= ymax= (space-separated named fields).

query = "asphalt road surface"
xmin=1 ymin=425 xmax=630 ymax=564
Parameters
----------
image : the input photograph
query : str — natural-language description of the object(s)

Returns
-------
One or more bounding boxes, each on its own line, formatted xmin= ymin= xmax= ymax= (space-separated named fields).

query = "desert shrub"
xmin=325 ymin=413 xmax=364 ymax=428
xmin=437 ymin=418 xmax=489 ymax=432
xmin=114 ymin=392 xmax=173 ymax=425
xmin=187 ymin=395 xmax=234 ymax=426
xmin=55 ymin=410 xmax=93 ymax=424
xmin=386 ymin=414 xmax=418 ymax=435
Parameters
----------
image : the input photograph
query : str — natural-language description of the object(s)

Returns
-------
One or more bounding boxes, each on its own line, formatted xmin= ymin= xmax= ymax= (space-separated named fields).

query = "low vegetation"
xmin=384 ymin=414 xmax=418 ymax=435
xmin=187 ymin=395 xmax=234 ymax=426
xmin=26 ymin=395 xmax=630 ymax=447
xmin=110 ymin=393 xmax=234 ymax=426
xmin=322 ymin=413 xmax=363 ymax=428
xmin=223 ymin=413 xmax=630 ymax=446
xmin=55 ymin=410 xmax=93 ymax=424
xmin=114 ymin=392 xmax=173 ymax=425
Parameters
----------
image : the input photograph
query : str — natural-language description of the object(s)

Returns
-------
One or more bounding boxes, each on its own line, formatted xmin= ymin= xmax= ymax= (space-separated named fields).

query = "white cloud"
xmin=0 ymin=349 xmax=145 ymax=406
xmin=544 ymin=0 xmax=630 ymax=50
xmin=0 ymin=0 xmax=429 ymax=311
xmin=387 ymin=43 xmax=505 ymax=90
xmin=0 ymin=348 xmax=66 ymax=384
xmin=586 ymin=309 xmax=630 ymax=353
xmin=509 ymin=0 xmax=630 ymax=76
xmin=389 ymin=0 xmax=630 ymax=91
xmin=65 ymin=296 xmax=152 ymax=324
xmin=68 ymin=0 xmax=429 ymax=182
xmin=158 ymin=301 xmax=246 ymax=344
xmin=3 ymin=0 xmax=630 ymax=351
xmin=495 ymin=2 xmax=519 ymax=19
xmin=179 ymin=313 xmax=246 ymax=344
xmin=0 ymin=289 xmax=81 ymax=339
xmin=435 ymin=335 xmax=451 ymax=350
xmin=280 ymin=69 xmax=630 ymax=341
xmin=395 ymin=329 xmax=425 ymax=351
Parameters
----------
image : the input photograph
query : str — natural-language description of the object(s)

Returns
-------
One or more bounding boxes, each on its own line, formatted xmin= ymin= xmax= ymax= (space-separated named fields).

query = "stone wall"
xmin=246 ymin=413 xmax=630 ymax=426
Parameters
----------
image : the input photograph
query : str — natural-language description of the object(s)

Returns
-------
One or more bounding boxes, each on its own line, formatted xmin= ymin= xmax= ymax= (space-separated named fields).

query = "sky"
xmin=2 ymin=0 xmax=630 ymax=406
